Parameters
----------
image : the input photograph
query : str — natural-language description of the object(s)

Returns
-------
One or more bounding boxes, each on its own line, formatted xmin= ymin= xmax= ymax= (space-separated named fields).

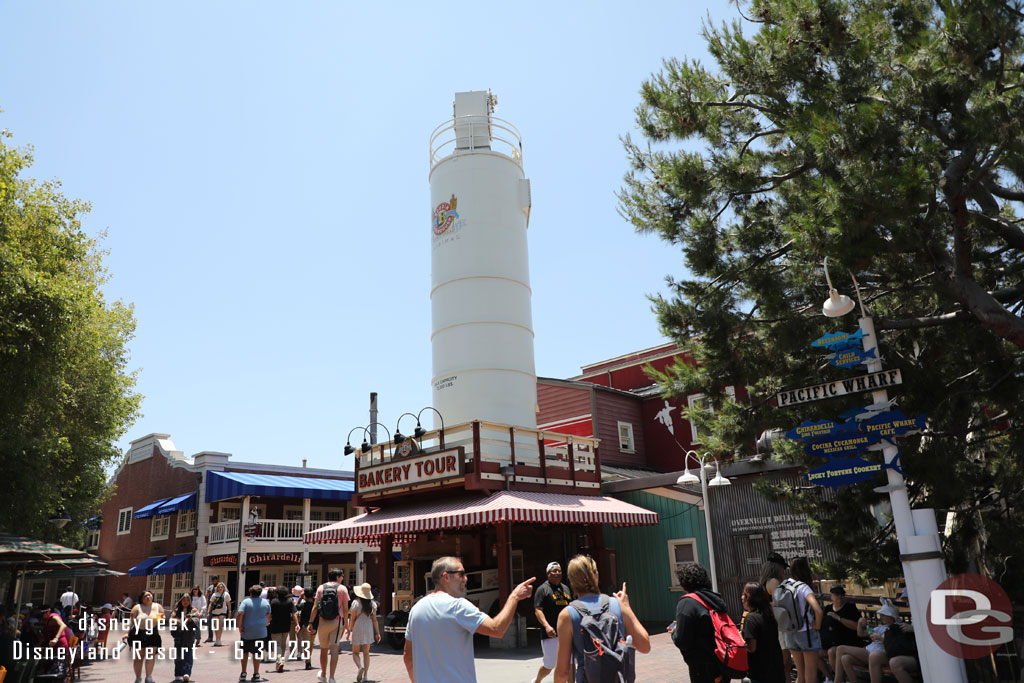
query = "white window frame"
xmin=283 ymin=506 xmax=304 ymax=521
xmin=117 ymin=507 xmax=133 ymax=535
xmin=667 ymin=537 xmax=699 ymax=589
xmin=85 ymin=528 xmax=100 ymax=550
xmin=172 ymin=571 xmax=193 ymax=605
xmin=146 ymin=575 xmax=163 ymax=593
xmin=616 ymin=422 xmax=635 ymax=453
xmin=150 ymin=514 xmax=171 ymax=540
xmin=176 ymin=509 xmax=196 ymax=533
xmin=219 ymin=504 xmax=241 ymax=522
xmin=687 ymin=386 xmax=735 ymax=444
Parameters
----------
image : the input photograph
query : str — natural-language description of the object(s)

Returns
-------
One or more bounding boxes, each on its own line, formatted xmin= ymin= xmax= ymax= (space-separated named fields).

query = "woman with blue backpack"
xmin=552 ymin=554 xmax=650 ymax=683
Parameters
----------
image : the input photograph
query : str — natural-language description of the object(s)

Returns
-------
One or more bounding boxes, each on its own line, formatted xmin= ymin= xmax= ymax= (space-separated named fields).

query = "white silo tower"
xmin=429 ymin=91 xmax=536 ymax=429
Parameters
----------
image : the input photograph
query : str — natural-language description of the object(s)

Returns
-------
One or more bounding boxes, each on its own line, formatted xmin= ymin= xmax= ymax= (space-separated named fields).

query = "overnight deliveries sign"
xmin=776 ymin=369 xmax=903 ymax=407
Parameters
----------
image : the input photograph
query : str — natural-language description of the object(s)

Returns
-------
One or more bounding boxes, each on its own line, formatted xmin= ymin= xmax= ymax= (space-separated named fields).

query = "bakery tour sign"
xmin=358 ymin=446 xmax=465 ymax=497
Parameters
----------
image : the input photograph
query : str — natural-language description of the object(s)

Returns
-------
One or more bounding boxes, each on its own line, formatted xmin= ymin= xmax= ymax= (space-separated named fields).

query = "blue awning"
xmin=134 ymin=498 xmax=171 ymax=519
xmin=85 ymin=516 xmax=102 ymax=530
xmin=156 ymin=493 xmax=196 ymax=515
xmin=127 ymin=556 xmax=166 ymax=577
xmin=205 ymin=471 xmax=354 ymax=503
xmin=151 ymin=553 xmax=193 ymax=576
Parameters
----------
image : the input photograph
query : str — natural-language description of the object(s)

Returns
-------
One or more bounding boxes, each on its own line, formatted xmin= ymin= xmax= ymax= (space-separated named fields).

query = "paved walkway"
xmin=69 ymin=626 xmax=687 ymax=682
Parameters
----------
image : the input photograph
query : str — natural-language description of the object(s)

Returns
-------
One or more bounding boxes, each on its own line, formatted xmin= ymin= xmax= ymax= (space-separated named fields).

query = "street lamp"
xmin=819 ymin=261 xmax=965 ymax=683
xmin=676 ymin=450 xmax=730 ymax=592
xmin=48 ymin=508 xmax=71 ymax=529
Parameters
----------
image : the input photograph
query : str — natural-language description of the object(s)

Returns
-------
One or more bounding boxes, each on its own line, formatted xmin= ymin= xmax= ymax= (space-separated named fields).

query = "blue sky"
xmin=1 ymin=1 xmax=740 ymax=471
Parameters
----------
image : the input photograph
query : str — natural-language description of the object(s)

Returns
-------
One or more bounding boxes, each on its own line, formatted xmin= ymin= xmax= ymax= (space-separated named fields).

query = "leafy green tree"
xmin=0 ymin=127 xmax=141 ymax=543
xmin=620 ymin=0 xmax=1024 ymax=594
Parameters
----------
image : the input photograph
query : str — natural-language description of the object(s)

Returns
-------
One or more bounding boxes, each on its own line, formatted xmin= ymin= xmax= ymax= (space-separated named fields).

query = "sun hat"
xmin=546 ymin=562 xmax=561 ymax=573
xmin=353 ymin=582 xmax=373 ymax=600
xmin=292 ymin=585 xmax=303 ymax=597
xmin=101 ymin=603 xmax=113 ymax=611
xmin=878 ymin=603 xmax=899 ymax=619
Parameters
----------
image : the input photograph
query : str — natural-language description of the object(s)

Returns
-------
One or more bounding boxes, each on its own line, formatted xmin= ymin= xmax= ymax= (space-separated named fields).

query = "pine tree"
xmin=620 ymin=0 xmax=1024 ymax=594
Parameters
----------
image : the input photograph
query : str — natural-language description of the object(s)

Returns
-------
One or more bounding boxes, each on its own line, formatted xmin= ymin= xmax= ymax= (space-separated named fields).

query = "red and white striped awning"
xmin=304 ymin=490 xmax=658 ymax=544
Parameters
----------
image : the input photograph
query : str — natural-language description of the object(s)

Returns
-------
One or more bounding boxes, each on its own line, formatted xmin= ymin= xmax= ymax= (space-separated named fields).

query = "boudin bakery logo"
xmin=432 ymin=194 xmax=459 ymax=235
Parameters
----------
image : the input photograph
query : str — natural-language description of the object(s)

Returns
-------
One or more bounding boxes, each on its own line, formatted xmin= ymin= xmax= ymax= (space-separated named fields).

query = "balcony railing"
xmin=208 ymin=519 xmax=334 ymax=545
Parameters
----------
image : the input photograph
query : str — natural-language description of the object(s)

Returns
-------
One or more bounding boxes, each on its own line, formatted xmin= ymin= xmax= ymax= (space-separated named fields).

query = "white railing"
xmin=208 ymin=519 xmax=338 ymax=545
xmin=430 ymin=115 xmax=523 ymax=169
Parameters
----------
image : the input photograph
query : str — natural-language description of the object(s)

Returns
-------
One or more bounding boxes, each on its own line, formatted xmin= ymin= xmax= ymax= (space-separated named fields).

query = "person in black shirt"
xmin=532 ymin=561 xmax=573 ymax=683
xmin=673 ymin=562 xmax=730 ymax=683
xmin=821 ymin=585 xmax=863 ymax=681
xmin=297 ymin=587 xmax=315 ymax=671
xmin=268 ymin=587 xmax=298 ymax=672
xmin=742 ymin=582 xmax=784 ymax=683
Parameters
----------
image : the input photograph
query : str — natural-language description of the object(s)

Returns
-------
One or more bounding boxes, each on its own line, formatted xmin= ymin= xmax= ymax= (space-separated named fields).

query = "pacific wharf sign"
xmin=776 ymin=369 xmax=903 ymax=407
xmin=358 ymin=446 xmax=466 ymax=497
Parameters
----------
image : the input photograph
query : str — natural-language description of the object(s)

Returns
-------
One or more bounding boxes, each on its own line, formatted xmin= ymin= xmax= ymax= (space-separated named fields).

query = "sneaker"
xmin=305 ymin=661 xmax=313 ymax=670
xmin=240 ymin=673 xmax=248 ymax=681
xmin=276 ymin=661 xmax=284 ymax=673
xmin=317 ymin=673 xmax=324 ymax=683
xmin=133 ymin=678 xmax=142 ymax=683
xmin=328 ymin=678 xmax=337 ymax=683
xmin=146 ymin=678 xmax=154 ymax=683
xmin=252 ymin=674 xmax=261 ymax=682
xmin=184 ymin=677 xmax=190 ymax=682
xmin=215 ymin=640 xmax=223 ymax=646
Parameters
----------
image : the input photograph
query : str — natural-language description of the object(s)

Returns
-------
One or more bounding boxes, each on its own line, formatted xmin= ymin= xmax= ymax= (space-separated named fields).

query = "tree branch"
xmin=876 ymin=311 xmax=971 ymax=330
xmin=970 ymin=210 xmax=1024 ymax=251
xmin=697 ymin=99 xmax=775 ymax=116
xmin=987 ymin=182 xmax=1024 ymax=201
xmin=739 ymin=128 xmax=783 ymax=158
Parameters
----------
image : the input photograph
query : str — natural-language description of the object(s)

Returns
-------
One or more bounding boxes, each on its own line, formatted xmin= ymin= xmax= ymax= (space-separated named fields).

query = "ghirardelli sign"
xmin=358 ymin=446 xmax=465 ymax=497
xmin=204 ymin=554 xmax=237 ymax=567
xmin=246 ymin=552 xmax=301 ymax=566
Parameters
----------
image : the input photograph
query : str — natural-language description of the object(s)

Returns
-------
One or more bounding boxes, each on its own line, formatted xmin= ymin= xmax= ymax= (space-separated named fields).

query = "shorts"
xmin=784 ymin=628 xmax=822 ymax=652
xmin=129 ymin=629 xmax=162 ymax=649
xmin=241 ymin=638 xmax=264 ymax=654
xmin=316 ymin=619 xmax=341 ymax=653
xmin=541 ymin=638 xmax=558 ymax=669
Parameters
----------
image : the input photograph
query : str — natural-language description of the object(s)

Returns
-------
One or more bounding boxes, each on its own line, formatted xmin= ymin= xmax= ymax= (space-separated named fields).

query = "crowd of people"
xmin=670 ymin=553 xmax=921 ymax=683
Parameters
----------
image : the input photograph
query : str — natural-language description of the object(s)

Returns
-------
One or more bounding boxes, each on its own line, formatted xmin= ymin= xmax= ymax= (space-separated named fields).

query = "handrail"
xmin=429 ymin=115 xmax=523 ymax=169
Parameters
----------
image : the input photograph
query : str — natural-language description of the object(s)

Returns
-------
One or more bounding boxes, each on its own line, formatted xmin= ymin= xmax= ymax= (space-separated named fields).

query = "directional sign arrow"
xmin=784 ymin=419 xmax=861 ymax=441
xmin=828 ymin=346 xmax=877 ymax=369
xmin=860 ymin=410 xmax=927 ymax=439
xmin=804 ymin=432 xmax=882 ymax=458
xmin=811 ymin=329 xmax=867 ymax=350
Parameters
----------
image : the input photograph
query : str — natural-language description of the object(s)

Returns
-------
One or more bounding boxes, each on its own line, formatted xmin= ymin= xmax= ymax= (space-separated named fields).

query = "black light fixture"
xmin=49 ymin=508 xmax=72 ymax=529
xmin=394 ymin=412 xmax=419 ymax=445
xmin=415 ymin=406 xmax=446 ymax=447
xmin=344 ymin=426 xmax=370 ymax=457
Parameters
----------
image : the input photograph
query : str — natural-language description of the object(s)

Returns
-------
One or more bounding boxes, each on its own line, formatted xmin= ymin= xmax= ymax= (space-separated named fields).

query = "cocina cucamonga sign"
xmin=775 ymin=369 xmax=903 ymax=407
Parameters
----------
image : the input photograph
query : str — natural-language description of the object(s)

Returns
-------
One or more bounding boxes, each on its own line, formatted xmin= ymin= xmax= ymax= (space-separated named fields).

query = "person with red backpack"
xmin=672 ymin=562 xmax=748 ymax=683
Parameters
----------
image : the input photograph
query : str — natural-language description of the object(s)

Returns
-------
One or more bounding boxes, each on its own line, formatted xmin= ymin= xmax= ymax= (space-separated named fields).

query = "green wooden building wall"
xmin=603 ymin=490 xmax=709 ymax=623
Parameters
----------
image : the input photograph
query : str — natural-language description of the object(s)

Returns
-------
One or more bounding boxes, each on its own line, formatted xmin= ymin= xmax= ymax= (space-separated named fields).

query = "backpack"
xmin=319 ymin=584 xmax=340 ymax=621
xmin=569 ymin=595 xmax=635 ymax=683
xmin=681 ymin=593 xmax=748 ymax=679
xmin=772 ymin=579 xmax=809 ymax=634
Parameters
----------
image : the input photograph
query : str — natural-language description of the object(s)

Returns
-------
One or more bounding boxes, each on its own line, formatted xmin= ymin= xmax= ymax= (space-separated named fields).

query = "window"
xmin=146 ymin=575 xmax=163 ymax=594
xmin=219 ymin=505 xmax=240 ymax=522
xmin=117 ymin=508 xmax=133 ymax=535
xmin=30 ymin=581 xmax=46 ymax=605
xmin=687 ymin=386 xmax=736 ymax=443
xmin=172 ymin=572 xmax=192 ymax=606
xmin=150 ymin=514 xmax=171 ymax=540
xmin=309 ymin=509 xmax=343 ymax=522
xmin=282 ymin=572 xmax=300 ymax=589
xmin=284 ymin=508 xmax=304 ymax=521
xmin=177 ymin=509 xmax=196 ymax=533
xmin=617 ymin=422 xmax=635 ymax=452
xmin=85 ymin=529 xmax=100 ymax=550
xmin=261 ymin=572 xmax=277 ymax=588
xmin=667 ymin=538 xmax=698 ymax=588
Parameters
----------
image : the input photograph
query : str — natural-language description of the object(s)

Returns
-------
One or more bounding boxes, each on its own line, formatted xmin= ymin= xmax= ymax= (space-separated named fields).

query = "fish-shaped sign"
xmin=805 ymin=455 xmax=903 ymax=489
xmin=811 ymin=329 xmax=867 ymax=350
xmin=860 ymin=410 xmax=927 ymax=439
xmin=804 ymin=432 xmax=882 ymax=458
xmin=837 ymin=399 xmax=898 ymax=421
xmin=828 ymin=346 xmax=877 ymax=369
xmin=784 ymin=419 xmax=861 ymax=441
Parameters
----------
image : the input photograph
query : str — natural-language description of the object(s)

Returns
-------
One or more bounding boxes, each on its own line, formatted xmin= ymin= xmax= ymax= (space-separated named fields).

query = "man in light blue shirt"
xmin=404 ymin=556 xmax=535 ymax=683
xmin=237 ymin=584 xmax=271 ymax=682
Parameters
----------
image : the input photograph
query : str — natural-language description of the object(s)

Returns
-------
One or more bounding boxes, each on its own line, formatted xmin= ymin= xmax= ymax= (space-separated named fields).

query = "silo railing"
xmin=430 ymin=115 xmax=523 ymax=170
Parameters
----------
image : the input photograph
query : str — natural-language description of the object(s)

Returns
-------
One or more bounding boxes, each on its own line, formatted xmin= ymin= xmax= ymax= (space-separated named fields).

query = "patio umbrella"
xmin=0 ymin=531 xmax=90 ymax=613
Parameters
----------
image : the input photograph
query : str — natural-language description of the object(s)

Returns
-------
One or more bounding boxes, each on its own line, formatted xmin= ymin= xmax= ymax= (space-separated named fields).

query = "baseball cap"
xmin=546 ymin=562 xmax=561 ymax=573
xmin=830 ymin=585 xmax=846 ymax=595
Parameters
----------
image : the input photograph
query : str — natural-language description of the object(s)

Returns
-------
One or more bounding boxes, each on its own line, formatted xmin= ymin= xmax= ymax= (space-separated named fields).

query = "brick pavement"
xmin=69 ymin=625 xmax=689 ymax=682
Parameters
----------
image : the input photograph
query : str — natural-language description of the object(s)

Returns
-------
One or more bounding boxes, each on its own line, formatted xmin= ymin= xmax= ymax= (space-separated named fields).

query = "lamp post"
xmin=821 ymin=260 xmax=966 ymax=683
xmin=676 ymin=450 xmax=730 ymax=592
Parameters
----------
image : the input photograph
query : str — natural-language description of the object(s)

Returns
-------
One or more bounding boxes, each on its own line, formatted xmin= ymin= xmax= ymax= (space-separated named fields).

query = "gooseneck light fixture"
xmin=343 ymin=427 xmax=371 ymax=456
xmin=394 ymin=406 xmax=446 ymax=449
xmin=675 ymin=450 xmax=730 ymax=591
xmin=822 ymin=257 xmax=856 ymax=318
